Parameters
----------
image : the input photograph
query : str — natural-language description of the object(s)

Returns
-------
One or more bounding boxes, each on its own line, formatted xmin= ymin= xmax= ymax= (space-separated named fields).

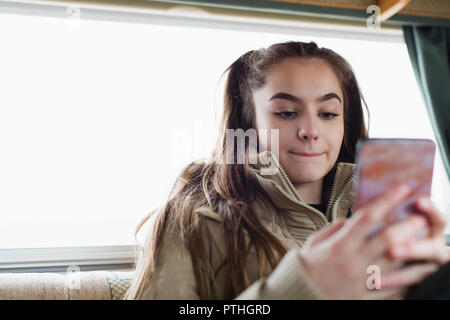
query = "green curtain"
xmin=403 ymin=26 xmax=450 ymax=180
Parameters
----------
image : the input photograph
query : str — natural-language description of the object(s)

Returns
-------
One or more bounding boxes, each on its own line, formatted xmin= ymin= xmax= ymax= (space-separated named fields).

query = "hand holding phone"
xmin=353 ymin=138 xmax=436 ymax=239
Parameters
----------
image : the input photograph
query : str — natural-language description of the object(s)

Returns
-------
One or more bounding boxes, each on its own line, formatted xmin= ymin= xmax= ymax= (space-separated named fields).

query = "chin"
xmin=287 ymin=169 xmax=325 ymax=184
xmin=281 ymin=153 xmax=335 ymax=184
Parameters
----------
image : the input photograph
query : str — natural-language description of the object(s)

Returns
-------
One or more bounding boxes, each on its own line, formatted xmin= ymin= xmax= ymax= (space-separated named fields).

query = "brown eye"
xmin=321 ymin=112 xmax=339 ymax=120
xmin=275 ymin=112 xmax=297 ymax=119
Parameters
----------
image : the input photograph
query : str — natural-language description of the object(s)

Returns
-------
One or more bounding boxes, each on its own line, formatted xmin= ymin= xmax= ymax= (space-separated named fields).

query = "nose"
xmin=297 ymin=115 xmax=319 ymax=142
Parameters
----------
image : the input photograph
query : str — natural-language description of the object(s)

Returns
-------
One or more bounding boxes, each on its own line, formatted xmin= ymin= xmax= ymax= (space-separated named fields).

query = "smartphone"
xmin=352 ymin=138 xmax=436 ymax=239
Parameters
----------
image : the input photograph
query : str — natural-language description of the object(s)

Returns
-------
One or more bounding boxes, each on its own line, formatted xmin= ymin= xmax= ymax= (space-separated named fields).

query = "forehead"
xmin=262 ymin=57 xmax=343 ymax=98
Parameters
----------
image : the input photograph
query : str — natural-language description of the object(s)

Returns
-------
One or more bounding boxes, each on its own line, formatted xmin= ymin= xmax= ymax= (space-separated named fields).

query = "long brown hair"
xmin=123 ymin=41 xmax=369 ymax=300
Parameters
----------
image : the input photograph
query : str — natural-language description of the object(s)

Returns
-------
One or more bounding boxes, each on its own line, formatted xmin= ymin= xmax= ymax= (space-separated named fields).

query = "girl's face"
xmin=253 ymin=57 xmax=345 ymax=186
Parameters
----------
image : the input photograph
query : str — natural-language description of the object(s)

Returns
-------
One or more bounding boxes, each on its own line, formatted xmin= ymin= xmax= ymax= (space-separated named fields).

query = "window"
xmin=0 ymin=2 xmax=449 ymax=258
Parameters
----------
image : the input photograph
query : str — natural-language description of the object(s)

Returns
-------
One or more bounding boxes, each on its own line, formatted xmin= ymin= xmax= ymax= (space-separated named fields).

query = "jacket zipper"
xmin=273 ymin=155 xmax=329 ymax=225
xmin=329 ymin=167 xmax=359 ymax=221
xmin=325 ymin=163 xmax=343 ymax=220
xmin=267 ymin=152 xmax=358 ymax=225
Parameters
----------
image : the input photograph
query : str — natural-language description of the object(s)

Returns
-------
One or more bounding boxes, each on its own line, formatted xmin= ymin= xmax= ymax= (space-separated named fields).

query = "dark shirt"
xmin=308 ymin=203 xmax=327 ymax=214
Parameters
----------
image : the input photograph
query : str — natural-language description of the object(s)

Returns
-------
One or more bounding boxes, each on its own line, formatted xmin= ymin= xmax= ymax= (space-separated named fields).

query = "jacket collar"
xmin=248 ymin=151 xmax=359 ymax=221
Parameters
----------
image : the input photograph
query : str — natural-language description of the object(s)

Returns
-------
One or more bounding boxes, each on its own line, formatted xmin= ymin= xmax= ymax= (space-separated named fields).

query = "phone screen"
xmin=353 ymin=138 xmax=436 ymax=228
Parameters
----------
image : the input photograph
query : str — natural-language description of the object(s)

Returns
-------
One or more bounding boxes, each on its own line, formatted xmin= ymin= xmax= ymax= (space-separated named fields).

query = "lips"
xmin=289 ymin=151 xmax=324 ymax=157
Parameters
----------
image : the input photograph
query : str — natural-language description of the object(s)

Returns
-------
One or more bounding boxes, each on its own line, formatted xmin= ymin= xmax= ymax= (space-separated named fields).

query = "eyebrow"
xmin=268 ymin=92 xmax=342 ymax=104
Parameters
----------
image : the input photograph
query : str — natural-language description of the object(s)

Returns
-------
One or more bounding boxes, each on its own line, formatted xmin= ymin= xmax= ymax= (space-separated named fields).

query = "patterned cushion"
xmin=0 ymin=270 xmax=135 ymax=300
xmin=104 ymin=271 xmax=134 ymax=300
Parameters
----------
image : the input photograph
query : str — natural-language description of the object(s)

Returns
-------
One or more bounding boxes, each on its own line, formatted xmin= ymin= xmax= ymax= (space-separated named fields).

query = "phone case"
xmin=353 ymin=138 xmax=436 ymax=230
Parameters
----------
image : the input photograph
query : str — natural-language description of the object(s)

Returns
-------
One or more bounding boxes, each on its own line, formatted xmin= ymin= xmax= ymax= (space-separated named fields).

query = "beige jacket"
xmin=140 ymin=151 xmax=359 ymax=300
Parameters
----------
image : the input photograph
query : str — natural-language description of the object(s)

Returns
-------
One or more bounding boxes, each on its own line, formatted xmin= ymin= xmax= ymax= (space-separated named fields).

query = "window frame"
xmin=2 ymin=1 xmax=447 ymax=272
xmin=0 ymin=245 xmax=137 ymax=273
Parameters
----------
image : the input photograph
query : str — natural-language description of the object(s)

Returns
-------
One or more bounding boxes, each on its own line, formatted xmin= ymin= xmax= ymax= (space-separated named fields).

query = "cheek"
xmin=255 ymin=112 xmax=291 ymax=151
xmin=261 ymin=127 xmax=292 ymax=153
xmin=277 ymin=126 xmax=295 ymax=150
xmin=254 ymin=112 xmax=278 ymax=151
xmin=328 ymin=121 xmax=344 ymax=155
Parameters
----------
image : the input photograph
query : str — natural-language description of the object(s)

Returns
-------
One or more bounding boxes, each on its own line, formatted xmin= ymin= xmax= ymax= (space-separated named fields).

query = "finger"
xmin=348 ymin=184 xmax=412 ymax=241
xmin=389 ymin=237 xmax=450 ymax=264
xmin=366 ymin=258 xmax=404 ymax=279
xmin=364 ymin=214 xmax=428 ymax=259
xmin=380 ymin=262 xmax=439 ymax=289
xmin=414 ymin=197 xmax=448 ymax=237
xmin=303 ymin=218 xmax=346 ymax=250
xmin=364 ymin=264 xmax=406 ymax=299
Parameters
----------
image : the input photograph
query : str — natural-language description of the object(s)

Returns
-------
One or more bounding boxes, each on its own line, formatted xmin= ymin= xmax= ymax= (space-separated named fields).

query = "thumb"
xmin=302 ymin=218 xmax=346 ymax=250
